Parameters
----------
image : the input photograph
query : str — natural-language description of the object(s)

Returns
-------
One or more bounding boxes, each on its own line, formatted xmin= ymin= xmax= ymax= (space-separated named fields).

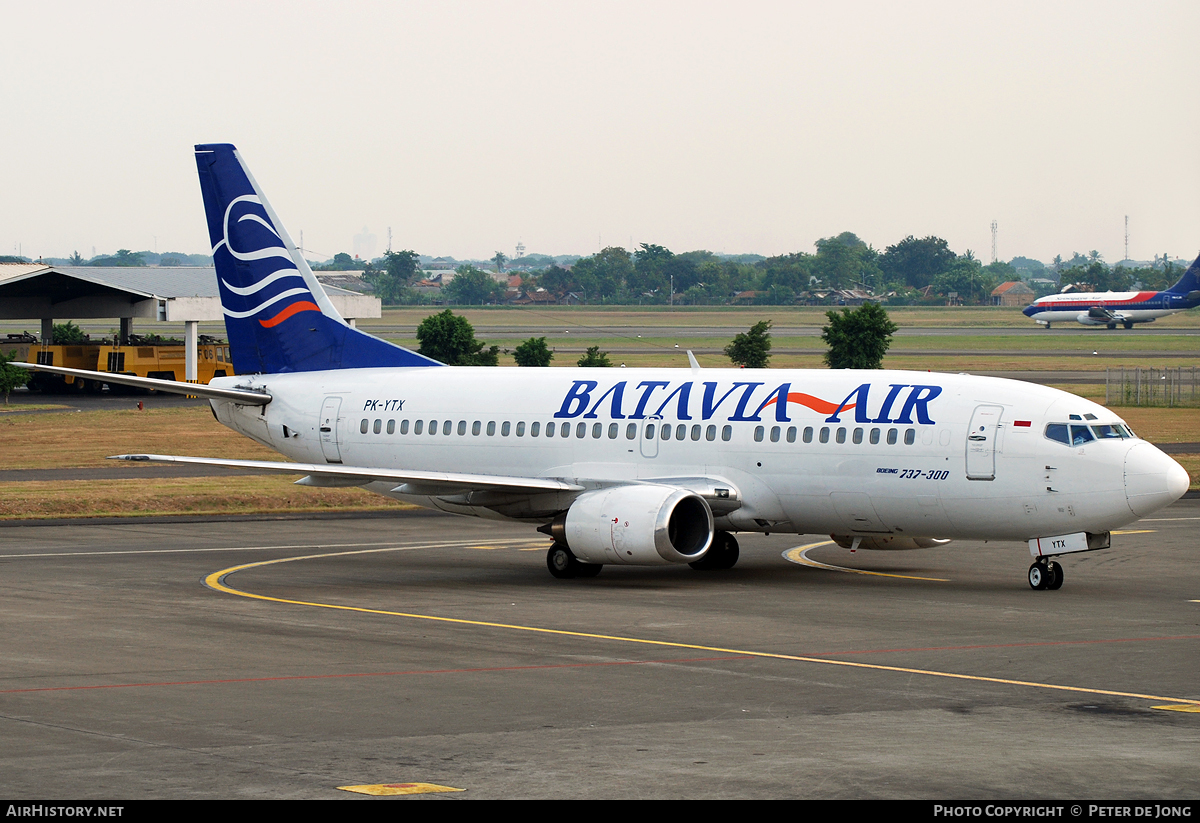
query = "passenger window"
xmin=1070 ymin=425 xmax=1094 ymax=446
xmin=754 ymin=426 xmax=765 ymax=442
xmin=593 ymin=423 xmax=603 ymax=439
xmin=869 ymin=427 xmax=880 ymax=445
xmin=675 ymin=424 xmax=685 ymax=440
xmin=531 ymin=422 xmax=541 ymax=437
xmin=501 ymin=421 xmax=511 ymax=436
xmin=400 ymin=419 xmax=410 ymax=435
xmin=660 ymin=424 xmax=671 ymax=441
xmin=387 ymin=419 xmax=395 ymax=435
xmin=472 ymin=421 xmax=481 ymax=436
xmin=561 ymin=422 xmax=570 ymax=437
xmin=360 ymin=419 xmax=369 ymax=434
xmin=443 ymin=420 xmax=452 ymax=435
xmin=545 ymin=422 xmax=555 ymax=437
xmin=645 ymin=423 xmax=656 ymax=439
xmin=516 ymin=421 xmax=525 ymax=437
xmin=691 ymin=424 xmax=701 ymax=441
xmin=429 ymin=419 xmax=438 ymax=435
xmin=626 ymin=423 xmax=637 ymax=439
xmin=577 ymin=422 xmax=586 ymax=438
xmin=770 ymin=426 xmax=780 ymax=443
xmin=887 ymin=428 xmax=898 ymax=445
xmin=608 ymin=422 xmax=618 ymax=439
xmin=836 ymin=427 xmax=846 ymax=444
xmin=414 ymin=420 xmax=424 ymax=435
xmin=786 ymin=426 xmax=796 ymax=443
xmin=372 ymin=419 xmax=381 ymax=435
xmin=721 ymin=425 xmax=732 ymax=442
xmin=819 ymin=427 xmax=830 ymax=444
xmin=457 ymin=420 xmax=467 ymax=436
xmin=852 ymin=427 xmax=863 ymax=444
xmin=706 ymin=425 xmax=716 ymax=442
xmin=487 ymin=421 xmax=496 ymax=436
xmin=803 ymin=427 xmax=813 ymax=444
xmin=904 ymin=428 xmax=915 ymax=445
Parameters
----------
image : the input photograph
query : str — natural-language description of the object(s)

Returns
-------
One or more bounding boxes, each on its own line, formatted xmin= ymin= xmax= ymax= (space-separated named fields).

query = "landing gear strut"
xmin=689 ymin=531 xmax=740 ymax=571
xmin=1028 ymin=559 xmax=1064 ymax=590
xmin=546 ymin=543 xmax=602 ymax=579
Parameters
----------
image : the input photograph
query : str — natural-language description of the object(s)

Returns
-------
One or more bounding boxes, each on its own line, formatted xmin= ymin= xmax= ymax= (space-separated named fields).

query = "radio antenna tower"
xmin=990 ymin=220 xmax=998 ymax=264
xmin=1124 ymin=215 xmax=1129 ymax=261
xmin=515 ymin=240 xmax=525 ymax=260
xmin=387 ymin=227 xmax=393 ymax=253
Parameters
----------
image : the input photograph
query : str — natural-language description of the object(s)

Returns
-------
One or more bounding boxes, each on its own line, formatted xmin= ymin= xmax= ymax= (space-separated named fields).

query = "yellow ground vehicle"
xmin=4 ymin=333 xmax=235 ymax=393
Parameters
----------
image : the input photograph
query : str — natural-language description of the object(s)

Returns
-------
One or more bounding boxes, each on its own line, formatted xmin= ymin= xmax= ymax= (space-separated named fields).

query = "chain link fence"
xmin=1106 ymin=367 xmax=1199 ymax=407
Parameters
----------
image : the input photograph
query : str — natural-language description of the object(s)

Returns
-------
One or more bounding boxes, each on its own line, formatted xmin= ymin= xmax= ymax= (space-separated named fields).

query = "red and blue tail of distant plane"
xmin=1022 ymin=254 xmax=1200 ymax=329
xmin=194 ymin=143 xmax=442 ymax=374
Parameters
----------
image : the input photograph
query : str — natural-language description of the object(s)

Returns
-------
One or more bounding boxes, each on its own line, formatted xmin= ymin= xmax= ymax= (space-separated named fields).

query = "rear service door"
xmin=319 ymin=396 xmax=343 ymax=463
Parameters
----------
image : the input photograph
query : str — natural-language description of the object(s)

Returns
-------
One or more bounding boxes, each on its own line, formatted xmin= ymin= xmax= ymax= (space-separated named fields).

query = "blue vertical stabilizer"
xmin=194 ymin=143 xmax=442 ymax=374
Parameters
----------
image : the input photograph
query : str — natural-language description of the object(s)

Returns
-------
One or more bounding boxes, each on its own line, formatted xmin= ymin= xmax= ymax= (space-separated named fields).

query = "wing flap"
xmin=109 ymin=454 xmax=584 ymax=495
xmin=13 ymin=363 xmax=271 ymax=405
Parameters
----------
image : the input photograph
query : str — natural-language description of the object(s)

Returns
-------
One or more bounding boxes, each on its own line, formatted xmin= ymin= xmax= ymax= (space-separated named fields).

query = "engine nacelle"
xmin=559 ymin=485 xmax=714 ymax=565
xmin=830 ymin=534 xmax=952 ymax=551
xmin=1076 ymin=311 xmax=1107 ymax=326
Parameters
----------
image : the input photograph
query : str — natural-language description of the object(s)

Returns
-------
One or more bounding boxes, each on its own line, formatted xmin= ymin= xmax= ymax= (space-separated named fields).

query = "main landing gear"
xmin=1028 ymin=559 xmax=1064 ymax=591
xmin=546 ymin=543 xmax=602 ymax=579
xmin=689 ymin=531 xmax=740 ymax=571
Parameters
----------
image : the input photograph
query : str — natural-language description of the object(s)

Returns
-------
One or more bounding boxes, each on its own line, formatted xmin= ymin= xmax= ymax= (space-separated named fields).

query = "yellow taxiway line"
xmin=782 ymin=540 xmax=951 ymax=581
xmin=204 ymin=545 xmax=1200 ymax=710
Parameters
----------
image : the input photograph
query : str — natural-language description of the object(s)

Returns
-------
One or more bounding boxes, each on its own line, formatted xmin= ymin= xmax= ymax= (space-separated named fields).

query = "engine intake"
xmin=549 ymin=485 xmax=714 ymax=565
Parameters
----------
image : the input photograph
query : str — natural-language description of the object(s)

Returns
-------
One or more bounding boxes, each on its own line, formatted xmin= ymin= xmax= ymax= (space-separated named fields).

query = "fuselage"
xmin=209 ymin=367 xmax=1187 ymax=543
xmin=1022 ymin=288 xmax=1199 ymax=326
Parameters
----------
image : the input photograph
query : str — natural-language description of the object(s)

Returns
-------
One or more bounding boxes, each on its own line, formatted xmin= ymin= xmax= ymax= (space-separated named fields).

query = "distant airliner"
xmin=18 ymin=145 xmax=1190 ymax=590
xmin=1022 ymin=262 xmax=1200 ymax=329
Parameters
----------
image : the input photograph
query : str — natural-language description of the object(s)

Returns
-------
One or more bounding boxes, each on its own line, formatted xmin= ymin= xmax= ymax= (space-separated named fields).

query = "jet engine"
xmin=546 ymin=485 xmax=714 ymax=565
xmin=830 ymin=535 xmax=952 ymax=551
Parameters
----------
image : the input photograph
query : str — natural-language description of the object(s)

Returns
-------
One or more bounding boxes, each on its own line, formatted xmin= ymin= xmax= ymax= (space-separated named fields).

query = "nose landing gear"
xmin=1028 ymin=560 xmax=1064 ymax=590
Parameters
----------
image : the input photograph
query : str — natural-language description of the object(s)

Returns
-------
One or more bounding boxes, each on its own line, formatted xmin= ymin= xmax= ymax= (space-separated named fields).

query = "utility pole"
xmin=990 ymin=220 xmax=998 ymax=264
xmin=1124 ymin=215 xmax=1129 ymax=261
xmin=387 ymin=227 xmax=392 ymax=253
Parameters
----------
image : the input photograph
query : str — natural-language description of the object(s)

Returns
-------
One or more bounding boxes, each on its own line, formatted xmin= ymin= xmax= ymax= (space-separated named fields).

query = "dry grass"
xmin=0 ymin=475 xmax=407 ymax=520
xmin=0 ymin=407 xmax=277 ymax=469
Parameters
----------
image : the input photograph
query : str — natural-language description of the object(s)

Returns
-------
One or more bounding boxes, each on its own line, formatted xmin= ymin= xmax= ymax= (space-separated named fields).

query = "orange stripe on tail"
xmin=259 ymin=301 xmax=320 ymax=328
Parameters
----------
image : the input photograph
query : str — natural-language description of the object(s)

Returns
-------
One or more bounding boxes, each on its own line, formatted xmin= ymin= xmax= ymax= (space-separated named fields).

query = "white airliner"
xmin=1022 ymin=262 xmax=1200 ymax=329
xmin=18 ymin=144 xmax=1191 ymax=590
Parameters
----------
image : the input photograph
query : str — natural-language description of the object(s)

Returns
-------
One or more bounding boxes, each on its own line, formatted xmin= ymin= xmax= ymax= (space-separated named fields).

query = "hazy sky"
xmin=3 ymin=0 xmax=1197 ymax=264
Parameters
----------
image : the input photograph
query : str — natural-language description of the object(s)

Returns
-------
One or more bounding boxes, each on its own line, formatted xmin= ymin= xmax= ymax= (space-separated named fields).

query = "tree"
xmin=492 ymin=251 xmax=508 ymax=273
xmin=443 ymin=265 xmax=504 ymax=305
xmin=0 ymin=351 xmax=29 ymax=404
xmin=415 ymin=310 xmax=499 ymax=366
xmin=52 ymin=320 xmax=87 ymax=344
xmin=880 ymin=236 xmax=956 ymax=289
xmin=363 ymin=249 xmax=421 ymax=305
xmin=513 ymin=336 xmax=553 ymax=367
xmin=724 ymin=320 xmax=772 ymax=368
xmin=577 ymin=346 xmax=612 ymax=367
xmin=821 ymin=303 xmax=897 ymax=369
xmin=90 ymin=249 xmax=145 ymax=267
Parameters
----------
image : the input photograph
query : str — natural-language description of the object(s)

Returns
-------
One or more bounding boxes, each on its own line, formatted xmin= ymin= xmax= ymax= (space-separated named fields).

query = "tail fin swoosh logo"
xmin=214 ymin=194 xmax=320 ymax=327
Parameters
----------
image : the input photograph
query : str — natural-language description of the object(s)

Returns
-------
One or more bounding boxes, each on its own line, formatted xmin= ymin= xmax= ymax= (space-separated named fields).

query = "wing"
xmin=109 ymin=454 xmax=584 ymax=495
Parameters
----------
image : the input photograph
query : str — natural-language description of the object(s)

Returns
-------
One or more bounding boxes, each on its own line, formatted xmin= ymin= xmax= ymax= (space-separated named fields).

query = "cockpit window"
xmin=1070 ymin=425 xmax=1095 ymax=446
xmin=1091 ymin=424 xmax=1123 ymax=440
xmin=1045 ymin=423 xmax=1069 ymax=445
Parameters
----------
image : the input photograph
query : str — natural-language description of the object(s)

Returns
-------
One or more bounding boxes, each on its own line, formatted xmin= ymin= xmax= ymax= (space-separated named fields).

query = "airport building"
xmin=0 ymin=263 xmax=380 ymax=381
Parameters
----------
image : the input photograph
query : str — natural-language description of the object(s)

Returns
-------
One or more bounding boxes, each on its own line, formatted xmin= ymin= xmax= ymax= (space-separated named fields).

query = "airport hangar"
xmin=0 ymin=263 xmax=380 ymax=380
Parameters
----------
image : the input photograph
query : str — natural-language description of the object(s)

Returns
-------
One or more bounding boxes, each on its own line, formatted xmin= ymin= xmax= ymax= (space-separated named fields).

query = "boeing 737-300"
xmin=17 ymin=144 xmax=1191 ymax=590
xmin=1022 ymin=262 xmax=1200 ymax=329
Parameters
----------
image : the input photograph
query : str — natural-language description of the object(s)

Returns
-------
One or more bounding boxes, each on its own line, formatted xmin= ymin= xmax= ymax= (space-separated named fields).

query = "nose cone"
xmin=1125 ymin=442 xmax=1190 ymax=517
xmin=1022 ymin=304 xmax=1038 ymax=317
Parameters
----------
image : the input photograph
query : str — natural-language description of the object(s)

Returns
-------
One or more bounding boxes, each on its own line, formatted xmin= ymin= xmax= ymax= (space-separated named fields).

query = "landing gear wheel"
xmin=689 ymin=532 xmax=740 ymax=571
xmin=1107 ymin=322 xmax=1117 ymax=330
xmin=1123 ymin=320 xmax=1134 ymax=330
xmin=546 ymin=543 xmax=597 ymax=579
xmin=1028 ymin=561 xmax=1050 ymax=590
xmin=1047 ymin=560 xmax=1064 ymax=590
xmin=576 ymin=562 xmax=603 ymax=578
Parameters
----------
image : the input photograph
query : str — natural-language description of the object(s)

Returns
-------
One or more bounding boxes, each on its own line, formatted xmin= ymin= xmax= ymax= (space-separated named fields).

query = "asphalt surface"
xmin=2 ymin=504 xmax=1197 ymax=799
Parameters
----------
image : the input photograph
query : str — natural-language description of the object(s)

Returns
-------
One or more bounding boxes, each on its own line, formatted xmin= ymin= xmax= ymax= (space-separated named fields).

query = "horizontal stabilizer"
xmin=109 ymin=454 xmax=585 ymax=496
xmin=12 ymin=363 xmax=271 ymax=405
